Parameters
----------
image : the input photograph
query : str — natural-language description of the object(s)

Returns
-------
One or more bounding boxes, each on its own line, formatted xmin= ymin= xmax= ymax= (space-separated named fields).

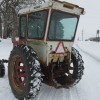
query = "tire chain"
xmin=70 ymin=47 xmax=84 ymax=87
xmin=10 ymin=45 xmax=42 ymax=100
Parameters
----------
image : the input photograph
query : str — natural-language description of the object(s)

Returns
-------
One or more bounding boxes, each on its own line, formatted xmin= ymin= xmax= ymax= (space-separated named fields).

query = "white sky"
xmin=60 ymin=0 xmax=100 ymax=40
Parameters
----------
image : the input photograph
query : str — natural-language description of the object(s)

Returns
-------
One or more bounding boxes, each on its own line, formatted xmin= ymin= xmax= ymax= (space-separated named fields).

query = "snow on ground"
xmin=0 ymin=38 xmax=13 ymax=75
xmin=0 ymin=38 xmax=100 ymax=100
xmin=76 ymin=41 xmax=100 ymax=61
xmin=0 ymin=38 xmax=13 ymax=60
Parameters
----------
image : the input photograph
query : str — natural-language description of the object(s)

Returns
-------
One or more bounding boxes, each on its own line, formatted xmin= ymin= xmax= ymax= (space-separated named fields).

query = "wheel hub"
xmin=16 ymin=58 xmax=26 ymax=88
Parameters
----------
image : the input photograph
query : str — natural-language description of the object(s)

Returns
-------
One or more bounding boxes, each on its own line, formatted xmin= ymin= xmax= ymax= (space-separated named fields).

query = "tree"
xmin=0 ymin=0 xmax=44 ymax=42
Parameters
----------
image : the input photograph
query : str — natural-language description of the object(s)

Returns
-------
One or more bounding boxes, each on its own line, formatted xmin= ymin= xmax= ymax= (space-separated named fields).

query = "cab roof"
xmin=18 ymin=1 xmax=84 ymax=15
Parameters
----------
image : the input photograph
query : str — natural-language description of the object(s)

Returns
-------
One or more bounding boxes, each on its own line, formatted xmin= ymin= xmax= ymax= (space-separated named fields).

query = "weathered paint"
xmin=13 ymin=41 xmax=19 ymax=47
xmin=26 ymin=39 xmax=73 ymax=67
xmin=47 ymin=41 xmax=73 ymax=65
xmin=18 ymin=1 xmax=85 ymax=15
xmin=26 ymin=39 xmax=47 ymax=67
xmin=44 ymin=8 xmax=51 ymax=42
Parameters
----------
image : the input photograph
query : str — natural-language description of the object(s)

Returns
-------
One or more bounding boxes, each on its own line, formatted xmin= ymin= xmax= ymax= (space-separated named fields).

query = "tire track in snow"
xmin=52 ymin=89 xmax=63 ymax=100
xmin=75 ymin=82 xmax=89 ymax=100
xmin=62 ymin=85 xmax=87 ymax=100
xmin=0 ymin=76 xmax=17 ymax=100
xmin=74 ymin=43 xmax=100 ymax=100
xmin=62 ymin=88 xmax=72 ymax=100
xmin=84 ymin=61 xmax=100 ymax=100
xmin=33 ymin=84 xmax=52 ymax=100
xmin=33 ymin=84 xmax=63 ymax=100
xmin=73 ymin=43 xmax=92 ymax=100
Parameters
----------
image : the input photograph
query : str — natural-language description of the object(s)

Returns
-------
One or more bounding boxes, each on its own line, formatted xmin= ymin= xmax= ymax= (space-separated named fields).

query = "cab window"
xmin=20 ymin=15 xmax=26 ymax=40
xmin=28 ymin=11 xmax=47 ymax=39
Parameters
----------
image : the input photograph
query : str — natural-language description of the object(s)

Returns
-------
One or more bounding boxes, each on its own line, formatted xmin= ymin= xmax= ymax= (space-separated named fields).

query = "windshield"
xmin=48 ymin=11 xmax=78 ymax=40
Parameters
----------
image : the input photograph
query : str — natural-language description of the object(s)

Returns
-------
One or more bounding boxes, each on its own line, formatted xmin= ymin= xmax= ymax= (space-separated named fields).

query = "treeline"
xmin=85 ymin=37 xmax=100 ymax=42
xmin=0 ymin=0 xmax=45 ymax=42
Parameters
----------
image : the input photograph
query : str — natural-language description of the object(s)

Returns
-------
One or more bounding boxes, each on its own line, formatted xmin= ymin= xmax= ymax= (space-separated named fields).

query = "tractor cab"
xmin=16 ymin=1 xmax=85 ymax=67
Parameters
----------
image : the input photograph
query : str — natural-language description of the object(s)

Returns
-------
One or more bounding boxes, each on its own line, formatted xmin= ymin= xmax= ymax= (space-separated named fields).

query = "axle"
xmin=41 ymin=62 xmax=74 ymax=89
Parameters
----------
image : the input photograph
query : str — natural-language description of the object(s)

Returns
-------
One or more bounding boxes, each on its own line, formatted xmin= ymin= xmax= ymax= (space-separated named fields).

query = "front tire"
xmin=8 ymin=45 xmax=42 ymax=99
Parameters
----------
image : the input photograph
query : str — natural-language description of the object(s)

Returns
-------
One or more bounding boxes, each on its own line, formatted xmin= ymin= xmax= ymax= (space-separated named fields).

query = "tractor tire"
xmin=70 ymin=47 xmax=84 ymax=86
xmin=8 ymin=45 xmax=42 ymax=100
xmin=0 ymin=60 xmax=5 ymax=77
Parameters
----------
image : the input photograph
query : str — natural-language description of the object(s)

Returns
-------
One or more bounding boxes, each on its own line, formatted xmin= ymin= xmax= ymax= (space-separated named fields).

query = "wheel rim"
xmin=65 ymin=59 xmax=74 ymax=83
xmin=16 ymin=58 xmax=26 ymax=88
xmin=69 ymin=60 xmax=74 ymax=76
xmin=10 ymin=54 xmax=26 ymax=93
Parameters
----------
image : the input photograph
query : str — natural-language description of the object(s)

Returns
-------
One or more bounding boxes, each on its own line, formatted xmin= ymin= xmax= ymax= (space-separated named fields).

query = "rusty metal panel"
xmin=26 ymin=39 xmax=47 ymax=67
xmin=27 ymin=39 xmax=73 ymax=67
xmin=52 ymin=2 xmax=83 ymax=15
xmin=47 ymin=41 xmax=73 ymax=66
xmin=13 ymin=41 xmax=19 ymax=48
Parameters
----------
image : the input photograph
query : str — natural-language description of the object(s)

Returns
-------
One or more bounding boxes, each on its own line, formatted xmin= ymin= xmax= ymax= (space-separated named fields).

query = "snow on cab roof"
xmin=18 ymin=1 xmax=84 ymax=15
xmin=18 ymin=1 xmax=50 ymax=14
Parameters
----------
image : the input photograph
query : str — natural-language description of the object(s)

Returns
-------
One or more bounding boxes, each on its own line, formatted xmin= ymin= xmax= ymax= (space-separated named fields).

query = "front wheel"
xmin=8 ymin=45 xmax=42 ymax=99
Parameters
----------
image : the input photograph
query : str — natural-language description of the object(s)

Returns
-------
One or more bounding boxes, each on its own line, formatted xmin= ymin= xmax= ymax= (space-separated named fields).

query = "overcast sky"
xmin=60 ymin=0 xmax=100 ymax=40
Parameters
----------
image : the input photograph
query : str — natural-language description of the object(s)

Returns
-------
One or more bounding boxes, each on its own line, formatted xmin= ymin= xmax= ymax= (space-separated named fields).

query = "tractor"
xmin=0 ymin=0 xmax=85 ymax=99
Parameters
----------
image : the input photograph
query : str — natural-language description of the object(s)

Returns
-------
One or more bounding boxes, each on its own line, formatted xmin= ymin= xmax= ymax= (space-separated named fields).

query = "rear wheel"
xmin=0 ymin=60 xmax=5 ymax=77
xmin=70 ymin=47 xmax=84 ymax=86
xmin=8 ymin=45 xmax=42 ymax=99
xmin=52 ymin=47 xmax=84 ymax=87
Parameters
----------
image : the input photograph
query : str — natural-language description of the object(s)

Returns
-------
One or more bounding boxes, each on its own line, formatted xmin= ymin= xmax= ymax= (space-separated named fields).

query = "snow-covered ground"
xmin=76 ymin=41 xmax=100 ymax=62
xmin=0 ymin=39 xmax=100 ymax=100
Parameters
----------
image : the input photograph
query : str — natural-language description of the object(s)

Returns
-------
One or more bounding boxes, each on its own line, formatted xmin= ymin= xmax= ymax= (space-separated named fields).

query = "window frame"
xmin=47 ymin=10 xmax=79 ymax=41
xmin=20 ymin=14 xmax=27 ymax=40
xmin=27 ymin=10 xmax=48 ymax=39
